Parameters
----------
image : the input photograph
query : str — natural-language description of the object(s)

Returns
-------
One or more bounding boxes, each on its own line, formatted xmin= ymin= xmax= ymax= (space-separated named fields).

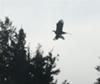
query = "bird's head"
xmin=58 ymin=19 xmax=64 ymax=25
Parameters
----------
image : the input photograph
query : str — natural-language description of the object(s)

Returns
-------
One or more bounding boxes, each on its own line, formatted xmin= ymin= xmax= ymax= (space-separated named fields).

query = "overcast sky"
xmin=0 ymin=0 xmax=100 ymax=84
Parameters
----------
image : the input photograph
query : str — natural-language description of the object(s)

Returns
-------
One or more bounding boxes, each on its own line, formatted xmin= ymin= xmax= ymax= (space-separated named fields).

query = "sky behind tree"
xmin=0 ymin=0 xmax=100 ymax=84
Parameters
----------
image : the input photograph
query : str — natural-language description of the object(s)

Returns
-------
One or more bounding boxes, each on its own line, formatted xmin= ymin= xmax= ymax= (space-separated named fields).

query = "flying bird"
xmin=53 ymin=19 xmax=66 ymax=40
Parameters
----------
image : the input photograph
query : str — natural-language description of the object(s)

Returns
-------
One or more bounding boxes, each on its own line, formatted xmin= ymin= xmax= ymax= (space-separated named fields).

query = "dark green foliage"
xmin=95 ymin=63 xmax=100 ymax=84
xmin=0 ymin=17 xmax=16 ymax=84
xmin=0 ymin=17 xmax=60 ymax=84
xmin=29 ymin=47 xmax=60 ymax=84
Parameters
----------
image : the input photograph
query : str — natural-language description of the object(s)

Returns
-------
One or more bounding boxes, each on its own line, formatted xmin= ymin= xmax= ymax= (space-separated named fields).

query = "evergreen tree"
xmin=95 ymin=64 xmax=100 ymax=84
xmin=29 ymin=46 xmax=60 ymax=84
xmin=0 ymin=17 xmax=16 ymax=84
xmin=10 ymin=28 xmax=28 ymax=84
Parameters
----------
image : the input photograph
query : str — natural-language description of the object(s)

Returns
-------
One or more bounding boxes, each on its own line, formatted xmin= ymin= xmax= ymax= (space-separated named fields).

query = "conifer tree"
xmin=95 ymin=63 xmax=100 ymax=84
xmin=29 ymin=46 xmax=60 ymax=84
xmin=0 ymin=17 xmax=16 ymax=84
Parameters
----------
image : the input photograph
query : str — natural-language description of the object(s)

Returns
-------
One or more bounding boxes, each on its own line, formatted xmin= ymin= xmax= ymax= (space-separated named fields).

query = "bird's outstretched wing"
xmin=56 ymin=19 xmax=64 ymax=33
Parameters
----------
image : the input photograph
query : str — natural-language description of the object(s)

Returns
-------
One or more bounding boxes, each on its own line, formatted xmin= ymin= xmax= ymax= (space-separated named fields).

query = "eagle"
xmin=53 ymin=19 xmax=66 ymax=40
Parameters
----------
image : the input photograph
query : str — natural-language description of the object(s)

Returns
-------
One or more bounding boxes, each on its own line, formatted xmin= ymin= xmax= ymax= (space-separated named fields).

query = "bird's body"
xmin=53 ymin=19 xmax=66 ymax=40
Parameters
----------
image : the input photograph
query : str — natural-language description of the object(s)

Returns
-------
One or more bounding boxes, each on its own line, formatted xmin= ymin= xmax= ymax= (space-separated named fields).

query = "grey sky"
xmin=0 ymin=0 xmax=100 ymax=84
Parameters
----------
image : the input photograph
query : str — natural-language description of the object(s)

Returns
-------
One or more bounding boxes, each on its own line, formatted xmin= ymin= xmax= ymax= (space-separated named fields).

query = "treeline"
xmin=1 ymin=17 xmax=100 ymax=84
xmin=0 ymin=17 xmax=69 ymax=84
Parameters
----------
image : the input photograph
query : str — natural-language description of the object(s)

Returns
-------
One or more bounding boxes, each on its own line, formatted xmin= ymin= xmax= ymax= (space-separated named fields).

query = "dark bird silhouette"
xmin=53 ymin=19 xmax=66 ymax=40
